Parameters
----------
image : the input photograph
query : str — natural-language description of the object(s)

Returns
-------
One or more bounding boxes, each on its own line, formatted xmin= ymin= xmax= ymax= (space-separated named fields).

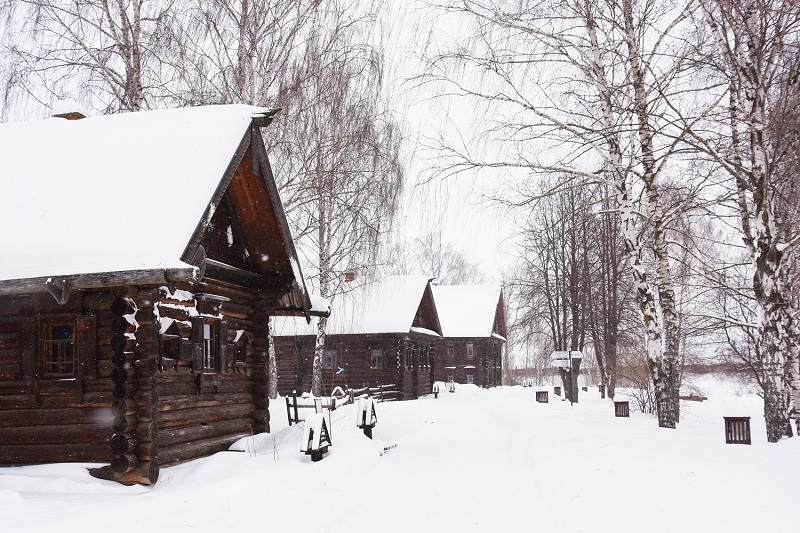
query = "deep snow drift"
xmin=1 ymin=375 xmax=797 ymax=532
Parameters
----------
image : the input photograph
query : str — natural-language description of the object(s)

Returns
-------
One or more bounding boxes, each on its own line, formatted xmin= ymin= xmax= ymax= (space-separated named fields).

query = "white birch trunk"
xmin=267 ymin=317 xmax=278 ymax=399
xmin=703 ymin=0 xmax=796 ymax=440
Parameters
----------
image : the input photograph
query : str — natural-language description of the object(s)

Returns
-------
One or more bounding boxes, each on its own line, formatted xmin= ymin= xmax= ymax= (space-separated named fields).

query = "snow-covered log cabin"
xmin=431 ymin=285 xmax=506 ymax=387
xmin=272 ymin=275 xmax=441 ymax=400
xmin=0 ymin=104 xmax=327 ymax=485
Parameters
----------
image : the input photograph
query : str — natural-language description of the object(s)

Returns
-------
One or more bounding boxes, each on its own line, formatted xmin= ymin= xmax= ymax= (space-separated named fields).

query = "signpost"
xmin=550 ymin=350 xmax=583 ymax=405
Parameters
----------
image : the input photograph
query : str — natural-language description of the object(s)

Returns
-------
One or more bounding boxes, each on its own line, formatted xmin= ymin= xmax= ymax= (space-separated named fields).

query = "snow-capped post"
xmin=300 ymin=413 xmax=331 ymax=462
xmin=448 ymin=381 xmax=456 ymax=393
xmin=357 ymin=397 xmax=377 ymax=438
xmin=433 ymin=382 xmax=440 ymax=399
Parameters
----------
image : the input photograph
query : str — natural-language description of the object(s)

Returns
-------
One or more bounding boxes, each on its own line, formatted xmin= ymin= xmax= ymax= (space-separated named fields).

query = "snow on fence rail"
xmin=285 ymin=384 xmax=399 ymax=426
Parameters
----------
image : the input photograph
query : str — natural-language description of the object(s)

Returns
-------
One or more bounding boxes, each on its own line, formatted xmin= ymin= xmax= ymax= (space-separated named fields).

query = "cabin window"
xmin=322 ymin=349 xmax=336 ymax=369
xmin=41 ymin=320 xmax=75 ymax=377
xmin=191 ymin=317 xmax=225 ymax=372
xmin=202 ymin=322 xmax=218 ymax=369
xmin=370 ymin=349 xmax=383 ymax=369
xmin=466 ymin=343 xmax=474 ymax=359
xmin=447 ymin=342 xmax=453 ymax=358
xmin=447 ymin=373 xmax=454 ymax=382
xmin=466 ymin=372 xmax=474 ymax=384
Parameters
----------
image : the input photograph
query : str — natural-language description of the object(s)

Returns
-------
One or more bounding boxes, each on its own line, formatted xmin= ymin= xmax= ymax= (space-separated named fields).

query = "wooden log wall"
xmin=433 ymin=337 xmax=503 ymax=387
xmin=0 ymin=290 xmax=118 ymax=466
xmin=273 ymin=334 xmax=412 ymax=397
xmin=153 ymin=282 xmax=259 ymax=466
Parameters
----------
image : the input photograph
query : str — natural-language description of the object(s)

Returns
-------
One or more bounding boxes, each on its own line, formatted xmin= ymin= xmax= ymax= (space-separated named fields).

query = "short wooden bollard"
xmin=536 ymin=390 xmax=549 ymax=403
xmin=724 ymin=417 xmax=751 ymax=444
xmin=614 ymin=400 xmax=630 ymax=417
xmin=554 ymin=386 xmax=561 ymax=396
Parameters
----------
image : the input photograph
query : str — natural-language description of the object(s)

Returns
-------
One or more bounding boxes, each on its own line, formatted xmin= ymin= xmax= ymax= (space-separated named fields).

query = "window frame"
xmin=370 ymin=349 xmax=383 ymax=369
xmin=191 ymin=317 xmax=227 ymax=373
xmin=466 ymin=343 xmax=474 ymax=359
xmin=39 ymin=315 xmax=77 ymax=378
xmin=322 ymin=349 xmax=336 ymax=369
xmin=466 ymin=372 xmax=474 ymax=384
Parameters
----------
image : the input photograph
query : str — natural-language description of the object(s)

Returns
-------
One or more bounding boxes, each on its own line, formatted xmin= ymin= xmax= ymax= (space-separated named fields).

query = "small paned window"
xmin=322 ymin=349 xmax=336 ymax=369
xmin=447 ymin=373 xmax=454 ymax=382
xmin=466 ymin=343 xmax=474 ymax=359
xmin=466 ymin=372 xmax=474 ymax=384
xmin=43 ymin=323 xmax=75 ymax=376
xmin=202 ymin=322 xmax=217 ymax=370
xmin=447 ymin=342 xmax=453 ymax=358
xmin=370 ymin=349 xmax=383 ymax=369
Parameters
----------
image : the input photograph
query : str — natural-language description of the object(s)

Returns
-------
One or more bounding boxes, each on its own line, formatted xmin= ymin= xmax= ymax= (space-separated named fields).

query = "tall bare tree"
xmin=274 ymin=4 xmax=403 ymax=396
xmin=422 ymin=0 xmax=710 ymax=427
xmin=3 ymin=0 xmax=178 ymax=113
xmin=691 ymin=0 xmax=800 ymax=440
xmin=511 ymin=181 xmax=597 ymax=402
xmin=382 ymin=231 xmax=486 ymax=285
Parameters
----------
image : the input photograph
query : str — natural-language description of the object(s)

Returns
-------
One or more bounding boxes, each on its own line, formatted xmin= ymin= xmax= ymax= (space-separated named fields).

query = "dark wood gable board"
xmin=182 ymin=124 xmax=300 ymax=299
xmin=411 ymin=283 xmax=443 ymax=336
xmin=225 ymin=144 xmax=291 ymax=276
xmin=493 ymin=291 xmax=507 ymax=338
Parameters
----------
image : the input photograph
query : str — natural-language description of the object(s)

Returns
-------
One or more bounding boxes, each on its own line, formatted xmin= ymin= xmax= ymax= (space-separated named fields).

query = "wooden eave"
xmin=0 ymin=267 xmax=195 ymax=299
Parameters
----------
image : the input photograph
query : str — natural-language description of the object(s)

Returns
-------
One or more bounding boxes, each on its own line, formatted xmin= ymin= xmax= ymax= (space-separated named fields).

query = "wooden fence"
xmin=285 ymin=383 xmax=399 ymax=426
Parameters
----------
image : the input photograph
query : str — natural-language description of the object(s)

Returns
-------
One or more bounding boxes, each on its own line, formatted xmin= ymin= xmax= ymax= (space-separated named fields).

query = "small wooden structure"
xmin=432 ymin=285 xmax=506 ymax=387
xmin=724 ymin=417 xmax=751 ymax=444
xmin=0 ymin=105 xmax=327 ymax=485
xmin=554 ymin=386 xmax=562 ymax=396
xmin=357 ymin=398 xmax=377 ymax=439
xmin=614 ymin=400 xmax=630 ymax=417
xmin=536 ymin=390 xmax=549 ymax=403
xmin=301 ymin=413 xmax=331 ymax=461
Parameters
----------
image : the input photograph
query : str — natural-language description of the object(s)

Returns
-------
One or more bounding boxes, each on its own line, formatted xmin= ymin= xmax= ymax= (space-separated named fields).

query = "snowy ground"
xmin=1 ymin=375 xmax=798 ymax=533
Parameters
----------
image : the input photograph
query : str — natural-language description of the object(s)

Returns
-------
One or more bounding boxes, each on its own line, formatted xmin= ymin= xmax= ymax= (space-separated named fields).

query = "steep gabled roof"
xmin=273 ymin=275 xmax=440 ymax=336
xmin=0 ymin=105 xmax=316 ymax=312
xmin=432 ymin=285 xmax=506 ymax=339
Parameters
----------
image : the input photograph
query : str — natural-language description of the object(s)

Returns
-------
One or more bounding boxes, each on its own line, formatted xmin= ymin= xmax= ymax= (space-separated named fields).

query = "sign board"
xmin=551 ymin=359 xmax=571 ymax=369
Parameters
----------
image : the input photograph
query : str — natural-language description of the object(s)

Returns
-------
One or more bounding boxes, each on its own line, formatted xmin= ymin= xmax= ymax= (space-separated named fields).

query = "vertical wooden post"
xmin=130 ymin=287 xmax=160 ymax=485
xmin=251 ymin=304 xmax=271 ymax=434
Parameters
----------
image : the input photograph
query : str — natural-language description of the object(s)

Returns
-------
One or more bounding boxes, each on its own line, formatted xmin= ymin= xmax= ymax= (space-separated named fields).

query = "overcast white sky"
xmin=379 ymin=1 xmax=522 ymax=284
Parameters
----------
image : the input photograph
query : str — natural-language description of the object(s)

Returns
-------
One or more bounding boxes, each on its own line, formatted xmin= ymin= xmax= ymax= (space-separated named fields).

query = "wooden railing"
xmin=285 ymin=383 xmax=399 ymax=426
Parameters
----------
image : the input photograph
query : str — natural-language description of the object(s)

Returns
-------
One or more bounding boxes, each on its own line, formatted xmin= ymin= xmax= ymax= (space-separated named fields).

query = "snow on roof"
xmin=432 ymin=285 xmax=503 ymax=338
xmin=272 ymin=275 xmax=432 ymax=336
xmin=0 ymin=105 xmax=272 ymax=282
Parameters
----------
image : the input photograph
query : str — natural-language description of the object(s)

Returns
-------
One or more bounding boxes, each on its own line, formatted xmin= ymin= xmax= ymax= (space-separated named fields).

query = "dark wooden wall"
xmin=274 ymin=333 xmax=435 ymax=400
xmin=434 ymin=337 xmax=504 ymax=387
xmin=0 ymin=290 xmax=116 ymax=465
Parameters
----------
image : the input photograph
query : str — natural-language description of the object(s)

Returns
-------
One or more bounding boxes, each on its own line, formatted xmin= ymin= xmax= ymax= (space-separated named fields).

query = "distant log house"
xmin=431 ymin=285 xmax=507 ymax=387
xmin=0 ymin=105 xmax=327 ymax=485
xmin=273 ymin=276 xmax=441 ymax=400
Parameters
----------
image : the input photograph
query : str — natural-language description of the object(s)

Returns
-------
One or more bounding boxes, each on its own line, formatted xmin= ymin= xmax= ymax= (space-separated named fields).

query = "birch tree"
xmin=3 ymin=0 xmax=178 ymax=113
xmin=275 ymin=4 xmax=403 ymax=396
xmin=691 ymin=0 xmax=800 ymax=440
xmin=422 ymin=0 xmax=709 ymax=427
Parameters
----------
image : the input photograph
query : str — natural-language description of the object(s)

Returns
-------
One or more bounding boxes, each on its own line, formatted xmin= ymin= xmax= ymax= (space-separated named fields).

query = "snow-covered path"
xmin=1 ymin=378 xmax=798 ymax=532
